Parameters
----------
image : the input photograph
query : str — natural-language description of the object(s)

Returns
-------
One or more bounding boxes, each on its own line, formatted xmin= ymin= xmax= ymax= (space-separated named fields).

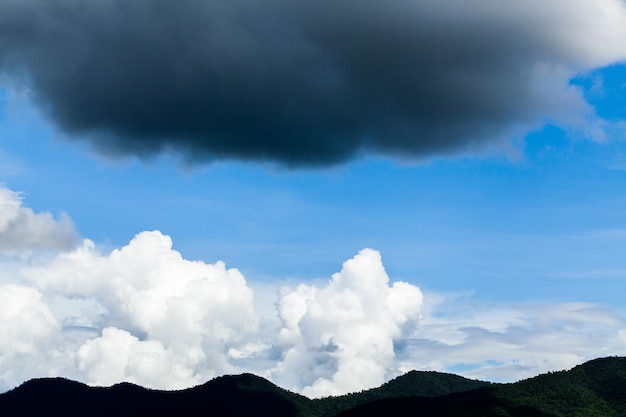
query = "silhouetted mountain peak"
xmin=380 ymin=369 xmax=490 ymax=397
xmin=2 ymin=357 xmax=625 ymax=417
xmin=9 ymin=377 xmax=89 ymax=398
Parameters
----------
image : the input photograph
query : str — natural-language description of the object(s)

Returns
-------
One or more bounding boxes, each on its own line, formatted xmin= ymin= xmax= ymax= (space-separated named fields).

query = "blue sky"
xmin=0 ymin=0 xmax=625 ymax=398
xmin=3 ymin=92 xmax=624 ymax=304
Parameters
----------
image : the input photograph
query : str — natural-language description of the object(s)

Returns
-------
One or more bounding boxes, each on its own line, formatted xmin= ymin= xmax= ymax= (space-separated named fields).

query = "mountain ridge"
xmin=1 ymin=356 xmax=624 ymax=417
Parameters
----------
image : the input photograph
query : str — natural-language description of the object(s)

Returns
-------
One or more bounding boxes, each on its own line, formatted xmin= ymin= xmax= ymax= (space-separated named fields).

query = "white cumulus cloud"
xmin=0 ymin=284 xmax=60 ymax=388
xmin=273 ymin=248 xmax=423 ymax=397
xmin=18 ymin=238 xmax=425 ymax=396
xmin=22 ymin=230 xmax=259 ymax=388
xmin=0 ymin=185 xmax=78 ymax=252
xmin=77 ymin=327 xmax=196 ymax=389
xmin=1 ymin=185 xmax=625 ymax=397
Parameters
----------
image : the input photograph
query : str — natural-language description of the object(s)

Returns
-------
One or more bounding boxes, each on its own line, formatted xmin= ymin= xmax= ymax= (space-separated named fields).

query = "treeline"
xmin=0 ymin=356 xmax=624 ymax=417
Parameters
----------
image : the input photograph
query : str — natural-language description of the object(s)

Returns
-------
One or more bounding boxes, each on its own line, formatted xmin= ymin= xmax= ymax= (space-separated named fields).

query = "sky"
xmin=0 ymin=0 xmax=625 ymax=398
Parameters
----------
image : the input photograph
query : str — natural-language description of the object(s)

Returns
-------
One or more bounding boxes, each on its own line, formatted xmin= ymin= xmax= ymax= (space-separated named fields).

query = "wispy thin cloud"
xmin=398 ymin=292 xmax=626 ymax=382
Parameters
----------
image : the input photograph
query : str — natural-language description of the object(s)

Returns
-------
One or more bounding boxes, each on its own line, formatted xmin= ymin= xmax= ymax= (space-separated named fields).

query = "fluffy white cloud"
xmin=0 ymin=186 xmax=78 ymax=252
xmin=77 ymin=327 xmax=197 ymax=389
xmin=0 ymin=284 xmax=57 ymax=355
xmin=18 ymin=240 xmax=425 ymax=396
xmin=23 ymin=230 xmax=259 ymax=388
xmin=0 ymin=227 xmax=625 ymax=396
xmin=1 ymin=186 xmax=625 ymax=396
xmin=0 ymin=284 xmax=59 ymax=389
xmin=273 ymin=249 xmax=423 ymax=397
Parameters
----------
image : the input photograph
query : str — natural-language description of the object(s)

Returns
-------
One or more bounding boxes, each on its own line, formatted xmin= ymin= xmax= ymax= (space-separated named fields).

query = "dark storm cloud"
xmin=1 ymin=0 xmax=625 ymax=166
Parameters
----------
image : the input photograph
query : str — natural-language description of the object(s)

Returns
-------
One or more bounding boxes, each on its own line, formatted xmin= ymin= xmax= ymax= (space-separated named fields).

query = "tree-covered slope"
xmin=336 ymin=356 xmax=626 ymax=417
xmin=494 ymin=356 xmax=626 ymax=417
xmin=1 ymin=357 xmax=625 ymax=417
xmin=0 ymin=373 xmax=308 ymax=417
xmin=314 ymin=370 xmax=490 ymax=417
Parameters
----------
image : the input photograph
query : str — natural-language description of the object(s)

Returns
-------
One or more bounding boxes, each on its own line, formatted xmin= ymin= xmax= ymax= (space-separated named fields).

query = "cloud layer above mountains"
xmin=0 ymin=185 xmax=423 ymax=395
xmin=2 ymin=0 xmax=626 ymax=166
xmin=1 ymin=184 xmax=625 ymax=396
xmin=4 ymin=231 xmax=423 ymax=396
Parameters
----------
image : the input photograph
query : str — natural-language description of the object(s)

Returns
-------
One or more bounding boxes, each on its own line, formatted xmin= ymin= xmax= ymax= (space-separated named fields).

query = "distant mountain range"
xmin=1 ymin=356 xmax=624 ymax=417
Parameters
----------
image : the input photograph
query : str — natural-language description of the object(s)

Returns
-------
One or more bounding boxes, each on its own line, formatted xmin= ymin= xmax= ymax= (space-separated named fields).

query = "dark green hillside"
xmin=0 ymin=374 xmax=309 ymax=417
xmin=315 ymin=370 xmax=490 ymax=417
xmin=367 ymin=369 xmax=491 ymax=397
xmin=0 ymin=378 xmax=154 ymax=416
xmin=336 ymin=387 xmax=556 ymax=417
xmin=337 ymin=357 xmax=626 ymax=417
xmin=1 ymin=357 xmax=625 ymax=417
xmin=494 ymin=356 xmax=626 ymax=417
xmin=192 ymin=373 xmax=314 ymax=417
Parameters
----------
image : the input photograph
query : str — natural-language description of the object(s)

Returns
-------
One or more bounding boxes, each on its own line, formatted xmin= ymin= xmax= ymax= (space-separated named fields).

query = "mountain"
xmin=1 ymin=357 xmax=625 ymax=417
xmin=0 ymin=373 xmax=308 ymax=417
xmin=337 ymin=356 xmax=626 ymax=417
xmin=314 ymin=370 xmax=491 ymax=416
xmin=494 ymin=356 xmax=626 ymax=417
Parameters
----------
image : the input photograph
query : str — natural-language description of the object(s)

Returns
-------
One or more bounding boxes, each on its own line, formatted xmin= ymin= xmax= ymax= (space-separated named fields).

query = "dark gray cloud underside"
xmin=0 ymin=0 xmax=613 ymax=166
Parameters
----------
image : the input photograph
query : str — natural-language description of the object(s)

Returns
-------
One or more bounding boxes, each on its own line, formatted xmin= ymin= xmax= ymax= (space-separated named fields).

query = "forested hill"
xmin=337 ymin=356 xmax=626 ymax=417
xmin=314 ymin=369 xmax=491 ymax=416
xmin=0 ymin=373 xmax=310 ymax=417
xmin=1 ymin=357 xmax=625 ymax=417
